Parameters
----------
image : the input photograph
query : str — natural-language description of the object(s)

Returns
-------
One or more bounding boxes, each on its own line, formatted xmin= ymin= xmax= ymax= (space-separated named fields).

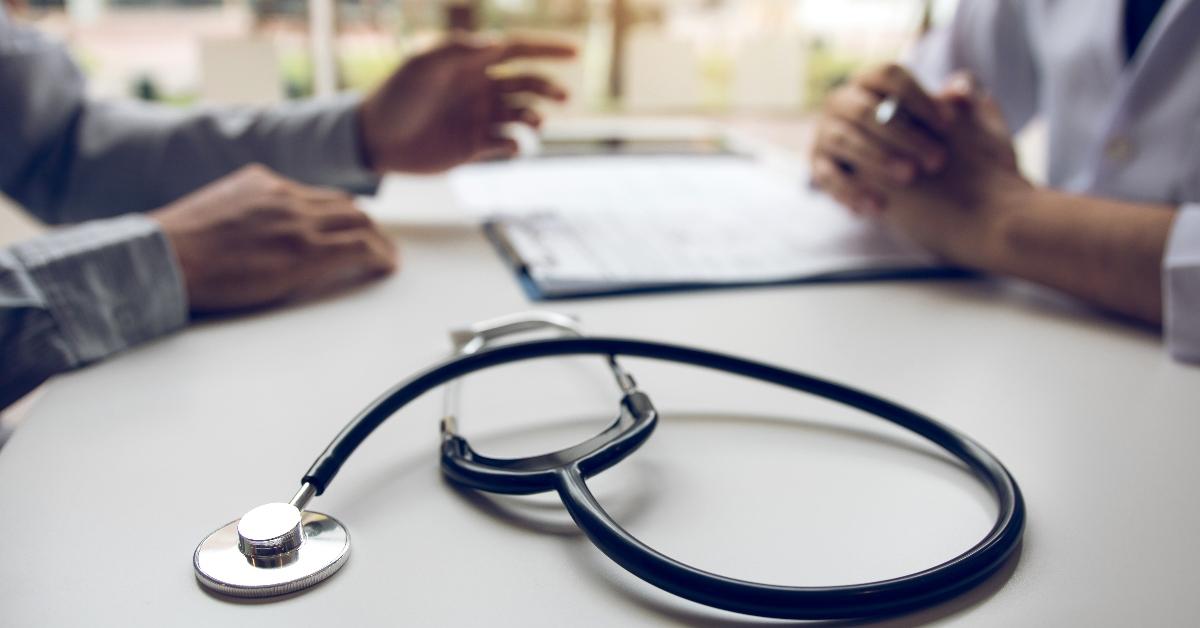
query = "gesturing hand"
xmin=358 ymin=36 xmax=576 ymax=174
xmin=151 ymin=164 xmax=397 ymax=313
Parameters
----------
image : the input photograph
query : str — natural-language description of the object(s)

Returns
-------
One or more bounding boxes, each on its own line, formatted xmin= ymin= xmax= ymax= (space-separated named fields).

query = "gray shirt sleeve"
xmin=0 ymin=214 xmax=188 ymax=409
xmin=0 ymin=11 xmax=378 ymax=225
xmin=0 ymin=9 xmax=378 ymax=407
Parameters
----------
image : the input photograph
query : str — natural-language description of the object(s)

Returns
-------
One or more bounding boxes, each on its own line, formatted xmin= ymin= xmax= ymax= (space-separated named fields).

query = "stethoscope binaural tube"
xmin=294 ymin=336 xmax=1024 ymax=620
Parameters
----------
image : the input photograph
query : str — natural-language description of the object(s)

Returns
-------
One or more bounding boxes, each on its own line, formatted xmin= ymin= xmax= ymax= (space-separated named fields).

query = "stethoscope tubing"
xmin=553 ymin=464 xmax=1017 ymax=619
xmin=300 ymin=336 xmax=1025 ymax=619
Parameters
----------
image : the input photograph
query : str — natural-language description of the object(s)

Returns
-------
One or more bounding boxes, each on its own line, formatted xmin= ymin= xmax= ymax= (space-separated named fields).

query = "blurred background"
xmin=0 ymin=0 xmax=979 ymax=244
xmin=0 ymin=0 xmax=974 ymax=236
xmin=4 ymin=0 xmax=959 ymax=110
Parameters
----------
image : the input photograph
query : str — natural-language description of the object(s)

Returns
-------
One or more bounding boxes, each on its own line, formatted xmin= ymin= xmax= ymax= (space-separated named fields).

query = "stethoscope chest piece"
xmin=193 ymin=502 xmax=350 ymax=598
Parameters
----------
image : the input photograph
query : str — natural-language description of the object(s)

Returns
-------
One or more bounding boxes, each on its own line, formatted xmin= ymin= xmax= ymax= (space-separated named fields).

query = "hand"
xmin=879 ymin=75 xmax=1033 ymax=267
xmin=151 ymin=164 xmax=397 ymax=313
xmin=876 ymin=74 xmax=1173 ymax=325
xmin=357 ymin=36 xmax=576 ymax=174
xmin=811 ymin=63 xmax=954 ymax=214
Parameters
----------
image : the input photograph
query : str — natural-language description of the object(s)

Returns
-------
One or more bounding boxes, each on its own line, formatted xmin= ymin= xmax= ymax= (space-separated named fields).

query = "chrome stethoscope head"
xmin=193 ymin=483 xmax=349 ymax=598
xmin=193 ymin=311 xmax=588 ymax=599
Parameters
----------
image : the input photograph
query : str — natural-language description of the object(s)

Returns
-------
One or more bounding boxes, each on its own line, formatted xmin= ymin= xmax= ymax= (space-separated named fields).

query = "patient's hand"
xmin=358 ymin=36 xmax=576 ymax=174
xmin=151 ymin=165 xmax=397 ymax=313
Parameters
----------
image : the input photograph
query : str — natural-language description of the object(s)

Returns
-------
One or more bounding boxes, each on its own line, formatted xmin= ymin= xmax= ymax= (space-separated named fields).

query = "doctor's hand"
xmin=876 ymin=76 xmax=1032 ymax=267
xmin=873 ymin=74 xmax=1172 ymax=326
xmin=811 ymin=63 xmax=954 ymax=214
xmin=357 ymin=36 xmax=576 ymax=174
xmin=151 ymin=165 xmax=397 ymax=313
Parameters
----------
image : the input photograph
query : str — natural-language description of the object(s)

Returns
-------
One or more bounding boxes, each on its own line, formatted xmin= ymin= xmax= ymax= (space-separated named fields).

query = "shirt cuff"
xmin=10 ymin=214 xmax=188 ymax=366
xmin=1164 ymin=204 xmax=1200 ymax=363
xmin=272 ymin=93 xmax=381 ymax=195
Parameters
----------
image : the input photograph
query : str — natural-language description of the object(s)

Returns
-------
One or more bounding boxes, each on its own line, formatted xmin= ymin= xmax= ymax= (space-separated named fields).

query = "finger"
xmin=935 ymin=72 xmax=976 ymax=127
xmin=492 ymin=39 xmax=577 ymax=63
xmin=359 ymin=228 xmax=399 ymax=274
xmin=857 ymin=63 xmax=950 ymax=132
xmin=816 ymin=119 xmax=916 ymax=185
xmin=293 ymin=185 xmax=353 ymax=203
xmin=494 ymin=106 xmax=543 ymax=128
xmin=294 ymin=193 xmax=360 ymax=216
xmin=812 ymin=155 xmax=885 ymax=216
xmin=976 ymin=95 xmax=1012 ymax=137
xmin=475 ymin=137 xmax=520 ymax=161
xmin=827 ymin=86 xmax=946 ymax=172
xmin=313 ymin=205 xmax=374 ymax=232
xmin=941 ymin=71 xmax=978 ymax=102
xmin=939 ymin=72 xmax=1012 ymax=138
xmin=460 ymin=38 xmax=577 ymax=67
xmin=291 ymin=232 xmax=396 ymax=299
xmin=355 ymin=228 xmax=398 ymax=274
xmin=259 ymin=180 xmax=352 ymax=205
xmin=811 ymin=155 xmax=863 ymax=213
xmin=314 ymin=227 xmax=398 ymax=274
xmin=495 ymin=74 xmax=568 ymax=101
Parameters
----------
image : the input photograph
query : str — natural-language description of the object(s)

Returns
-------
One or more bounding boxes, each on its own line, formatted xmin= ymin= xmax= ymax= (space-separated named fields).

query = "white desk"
xmin=2 ymin=173 xmax=1198 ymax=627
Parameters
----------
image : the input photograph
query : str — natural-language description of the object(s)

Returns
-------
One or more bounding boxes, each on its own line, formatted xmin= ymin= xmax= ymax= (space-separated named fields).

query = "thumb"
xmin=940 ymin=71 xmax=1011 ymax=137
xmin=940 ymin=70 xmax=978 ymax=106
xmin=931 ymin=71 xmax=976 ymax=126
xmin=975 ymin=94 xmax=1012 ymax=138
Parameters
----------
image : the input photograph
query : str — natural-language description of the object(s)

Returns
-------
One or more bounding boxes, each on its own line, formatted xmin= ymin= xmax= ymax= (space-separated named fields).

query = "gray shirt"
xmin=0 ymin=8 xmax=377 ymax=408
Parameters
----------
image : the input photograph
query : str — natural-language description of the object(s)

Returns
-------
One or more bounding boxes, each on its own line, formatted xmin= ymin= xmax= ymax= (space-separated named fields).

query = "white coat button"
xmin=1104 ymin=136 xmax=1135 ymax=162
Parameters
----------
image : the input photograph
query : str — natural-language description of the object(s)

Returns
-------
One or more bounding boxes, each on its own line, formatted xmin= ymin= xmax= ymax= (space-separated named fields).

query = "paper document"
xmin=449 ymin=156 xmax=946 ymax=299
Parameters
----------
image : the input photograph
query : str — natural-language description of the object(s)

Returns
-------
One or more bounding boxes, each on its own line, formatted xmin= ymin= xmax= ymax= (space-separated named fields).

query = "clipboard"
xmin=483 ymin=219 xmax=969 ymax=302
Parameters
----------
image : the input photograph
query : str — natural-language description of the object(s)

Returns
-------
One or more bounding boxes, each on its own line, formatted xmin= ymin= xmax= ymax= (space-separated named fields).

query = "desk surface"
xmin=3 ymin=160 xmax=1199 ymax=627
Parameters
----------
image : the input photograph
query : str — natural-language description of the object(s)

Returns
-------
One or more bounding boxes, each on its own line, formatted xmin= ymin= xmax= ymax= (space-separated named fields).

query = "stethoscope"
xmin=194 ymin=311 xmax=1025 ymax=620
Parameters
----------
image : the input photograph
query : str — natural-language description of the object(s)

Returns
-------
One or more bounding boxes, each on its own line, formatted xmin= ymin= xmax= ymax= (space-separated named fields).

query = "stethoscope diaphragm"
xmin=193 ymin=501 xmax=349 ymax=598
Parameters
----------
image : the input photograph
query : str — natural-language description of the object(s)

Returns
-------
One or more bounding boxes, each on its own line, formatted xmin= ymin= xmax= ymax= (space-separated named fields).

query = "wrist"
xmin=940 ymin=174 xmax=1036 ymax=270
xmin=354 ymin=98 xmax=379 ymax=173
xmin=960 ymin=177 xmax=1040 ymax=272
xmin=148 ymin=209 xmax=198 ymax=310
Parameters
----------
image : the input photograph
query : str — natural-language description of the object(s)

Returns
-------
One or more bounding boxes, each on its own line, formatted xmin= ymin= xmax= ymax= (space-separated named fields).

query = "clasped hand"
xmin=811 ymin=64 xmax=1034 ymax=269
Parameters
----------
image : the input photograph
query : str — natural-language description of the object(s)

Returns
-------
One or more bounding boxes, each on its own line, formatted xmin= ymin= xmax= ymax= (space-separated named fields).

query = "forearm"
xmin=0 ymin=215 xmax=188 ymax=409
xmin=48 ymin=97 xmax=378 ymax=222
xmin=2 ymin=17 xmax=377 ymax=223
xmin=985 ymin=188 xmax=1175 ymax=325
xmin=140 ymin=96 xmax=378 ymax=206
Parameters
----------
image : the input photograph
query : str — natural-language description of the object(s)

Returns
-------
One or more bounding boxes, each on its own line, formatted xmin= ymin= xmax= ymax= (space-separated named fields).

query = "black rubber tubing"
xmin=300 ymin=336 xmax=1025 ymax=619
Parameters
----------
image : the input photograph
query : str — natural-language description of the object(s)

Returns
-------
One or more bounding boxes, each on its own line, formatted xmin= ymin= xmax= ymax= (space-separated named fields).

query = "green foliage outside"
xmin=338 ymin=50 xmax=404 ymax=92
xmin=279 ymin=50 xmax=314 ymax=98
xmin=803 ymin=41 xmax=871 ymax=111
